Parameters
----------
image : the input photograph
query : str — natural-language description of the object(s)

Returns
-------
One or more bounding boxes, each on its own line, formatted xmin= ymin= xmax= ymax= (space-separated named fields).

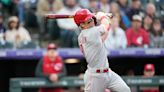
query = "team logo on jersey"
xmin=136 ymin=36 xmax=143 ymax=45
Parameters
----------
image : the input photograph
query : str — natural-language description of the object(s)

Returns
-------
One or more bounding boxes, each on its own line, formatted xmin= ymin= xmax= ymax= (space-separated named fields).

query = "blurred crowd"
xmin=0 ymin=0 xmax=164 ymax=49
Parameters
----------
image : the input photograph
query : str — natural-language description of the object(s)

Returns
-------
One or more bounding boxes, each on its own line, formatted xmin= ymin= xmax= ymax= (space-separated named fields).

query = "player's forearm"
xmin=100 ymin=17 xmax=111 ymax=41
xmin=101 ymin=30 xmax=109 ymax=42
xmin=100 ymin=16 xmax=111 ymax=32
xmin=96 ymin=12 xmax=111 ymax=32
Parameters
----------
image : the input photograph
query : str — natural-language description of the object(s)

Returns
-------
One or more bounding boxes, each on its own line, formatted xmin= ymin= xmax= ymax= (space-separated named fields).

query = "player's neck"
xmin=82 ymin=26 xmax=94 ymax=30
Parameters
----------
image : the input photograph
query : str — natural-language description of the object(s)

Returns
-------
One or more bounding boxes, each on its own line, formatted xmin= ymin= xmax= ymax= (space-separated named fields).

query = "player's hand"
xmin=49 ymin=74 xmax=58 ymax=82
xmin=95 ymin=12 xmax=106 ymax=20
xmin=105 ymin=13 xmax=113 ymax=19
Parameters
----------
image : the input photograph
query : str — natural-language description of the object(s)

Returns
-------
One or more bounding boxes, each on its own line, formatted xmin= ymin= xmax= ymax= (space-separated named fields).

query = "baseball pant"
xmin=84 ymin=68 xmax=131 ymax=92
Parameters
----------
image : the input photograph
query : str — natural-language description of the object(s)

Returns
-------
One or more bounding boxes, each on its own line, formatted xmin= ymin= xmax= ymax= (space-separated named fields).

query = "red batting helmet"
xmin=144 ymin=64 xmax=155 ymax=71
xmin=74 ymin=9 xmax=96 ymax=26
xmin=47 ymin=43 xmax=57 ymax=50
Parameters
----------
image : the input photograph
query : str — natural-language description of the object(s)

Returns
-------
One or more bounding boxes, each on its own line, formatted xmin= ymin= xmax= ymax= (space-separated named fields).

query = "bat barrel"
xmin=45 ymin=14 xmax=74 ymax=19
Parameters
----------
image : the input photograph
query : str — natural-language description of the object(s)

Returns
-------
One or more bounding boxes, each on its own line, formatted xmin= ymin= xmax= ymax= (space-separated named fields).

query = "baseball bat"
xmin=45 ymin=13 xmax=113 ymax=19
xmin=45 ymin=14 xmax=74 ymax=19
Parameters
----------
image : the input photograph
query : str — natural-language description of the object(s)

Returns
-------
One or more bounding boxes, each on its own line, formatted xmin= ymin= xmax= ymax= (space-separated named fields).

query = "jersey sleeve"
xmin=78 ymin=35 xmax=84 ymax=54
xmin=97 ymin=25 xmax=105 ymax=35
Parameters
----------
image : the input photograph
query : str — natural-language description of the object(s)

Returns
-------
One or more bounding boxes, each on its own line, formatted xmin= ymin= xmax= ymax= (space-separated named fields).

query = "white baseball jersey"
xmin=79 ymin=25 xmax=131 ymax=92
xmin=78 ymin=25 xmax=109 ymax=68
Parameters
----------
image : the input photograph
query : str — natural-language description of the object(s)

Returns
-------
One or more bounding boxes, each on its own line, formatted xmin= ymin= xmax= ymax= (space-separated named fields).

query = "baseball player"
xmin=73 ymin=9 xmax=131 ymax=92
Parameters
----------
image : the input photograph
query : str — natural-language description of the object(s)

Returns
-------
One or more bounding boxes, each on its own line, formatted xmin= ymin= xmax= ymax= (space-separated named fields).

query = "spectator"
xmin=57 ymin=0 xmax=81 ymax=47
xmin=110 ymin=2 xmax=119 ymax=19
xmin=5 ymin=16 xmax=31 ymax=48
xmin=145 ymin=3 xmax=156 ymax=18
xmin=140 ymin=64 xmax=159 ymax=92
xmin=36 ymin=0 xmax=63 ymax=35
xmin=110 ymin=2 xmax=131 ymax=30
xmin=11 ymin=0 xmax=25 ymax=25
xmin=79 ymin=0 xmax=89 ymax=8
xmin=97 ymin=0 xmax=110 ymax=13
xmin=105 ymin=17 xmax=127 ymax=49
xmin=126 ymin=15 xmax=150 ymax=48
xmin=126 ymin=0 xmax=144 ymax=21
xmin=142 ymin=15 xmax=153 ymax=31
xmin=149 ymin=18 xmax=164 ymax=48
xmin=88 ymin=0 xmax=99 ymax=13
xmin=1 ymin=0 xmax=16 ymax=16
xmin=0 ymin=13 xmax=6 ymax=42
xmin=126 ymin=69 xmax=137 ymax=92
xmin=0 ymin=13 xmax=14 ymax=49
xmin=154 ymin=0 xmax=164 ymax=29
xmin=117 ymin=0 xmax=129 ymax=13
xmin=126 ymin=69 xmax=135 ymax=76
xmin=143 ymin=64 xmax=155 ymax=77
xmin=0 ymin=2 xmax=3 ymax=13
xmin=35 ymin=43 xmax=67 ymax=92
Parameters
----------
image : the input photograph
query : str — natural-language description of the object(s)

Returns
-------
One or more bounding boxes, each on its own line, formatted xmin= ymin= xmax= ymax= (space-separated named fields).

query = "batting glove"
xmin=95 ymin=12 xmax=106 ymax=20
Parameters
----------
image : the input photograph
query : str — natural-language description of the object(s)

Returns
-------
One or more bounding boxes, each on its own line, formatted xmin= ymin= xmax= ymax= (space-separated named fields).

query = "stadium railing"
xmin=10 ymin=76 xmax=164 ymax=92
xmin=0 ymin=48 xmax=164 ymax=60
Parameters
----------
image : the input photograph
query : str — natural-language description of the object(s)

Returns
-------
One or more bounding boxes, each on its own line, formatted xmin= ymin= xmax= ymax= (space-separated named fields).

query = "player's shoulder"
xmin=86 ymin=25 xmax=104 ymax=34
xmin=93 ymin=25 xmax=104 ymax=30
xmin=78 ymin=32 xmax=83 ymax=41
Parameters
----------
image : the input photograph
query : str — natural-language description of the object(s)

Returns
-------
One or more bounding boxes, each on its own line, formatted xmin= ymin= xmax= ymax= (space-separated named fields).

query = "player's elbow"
xmin=101 ymin=31 xmax=108 ymax=42
xmin=102 ymin=23 xmax=110 ymax=31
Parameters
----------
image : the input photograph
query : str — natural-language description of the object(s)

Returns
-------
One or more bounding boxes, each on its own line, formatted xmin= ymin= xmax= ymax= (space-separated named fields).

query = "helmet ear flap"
xmin=92 ymin=16 xmax=97 ymax=25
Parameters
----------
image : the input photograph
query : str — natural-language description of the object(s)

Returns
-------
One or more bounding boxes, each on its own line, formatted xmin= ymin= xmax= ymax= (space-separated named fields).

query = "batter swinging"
xmin=74 ymin=9 xmax=131 ymax=92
